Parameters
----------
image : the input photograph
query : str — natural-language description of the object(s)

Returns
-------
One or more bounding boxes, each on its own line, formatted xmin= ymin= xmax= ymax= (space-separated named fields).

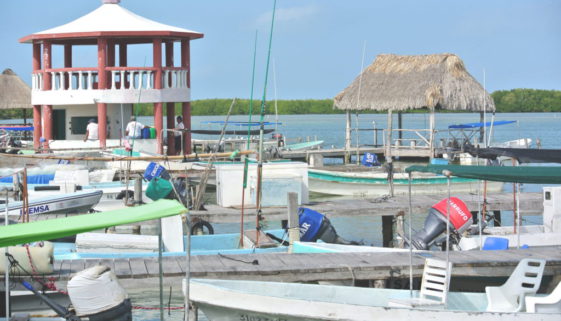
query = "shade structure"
xmin=0 ymin=199 xmax=187 ymax=248
xmin=334 ymin=53 xmax=494 ymax=112
xmin=406 ymin=164 xmax=561 ymax=184
xmin=0 ymin=68 xmax=31 ymax=109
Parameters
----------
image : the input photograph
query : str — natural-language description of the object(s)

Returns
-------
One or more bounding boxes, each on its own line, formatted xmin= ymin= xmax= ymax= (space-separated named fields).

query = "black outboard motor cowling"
xmin=410 ymin=197 xmax=473 ymax=250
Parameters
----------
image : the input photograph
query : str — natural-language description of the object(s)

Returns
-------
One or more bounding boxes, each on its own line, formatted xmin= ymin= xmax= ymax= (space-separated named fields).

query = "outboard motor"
xmin=298 ymin=208 xmax=358 ymax=245
xmin=67 ymin=265 xmax=132 ymax=321
xmin=410 ymin=197 xmax=473 ymax=250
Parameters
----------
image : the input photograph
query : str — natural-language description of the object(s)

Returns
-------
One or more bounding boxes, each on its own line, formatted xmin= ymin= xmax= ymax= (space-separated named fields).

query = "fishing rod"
xmin=240 ymin=31 xmax=259 ymax=247
xmin=255 ymin=0 xmax=277 ymax=245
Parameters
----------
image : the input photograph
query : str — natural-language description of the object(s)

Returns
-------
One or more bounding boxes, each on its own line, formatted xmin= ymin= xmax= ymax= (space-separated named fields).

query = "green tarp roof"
xmin=406 ymin=165 xmax=561 ymax=184
xmin=0 ymin=199 xmax=187 ymax=248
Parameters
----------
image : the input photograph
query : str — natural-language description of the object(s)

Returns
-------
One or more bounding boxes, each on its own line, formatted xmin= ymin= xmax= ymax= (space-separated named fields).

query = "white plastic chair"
xmin=525 ymin=281 xmax=561 ymax=313
xmin=389 ymin=258 xmax=453 ymax=307
xmin=485 ymin=258 xmax=546 ymax=312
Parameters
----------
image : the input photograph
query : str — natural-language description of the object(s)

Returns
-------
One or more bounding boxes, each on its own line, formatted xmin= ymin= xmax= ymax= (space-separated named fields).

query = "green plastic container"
xmin=149 ymin=127 xmax=156 ymax=138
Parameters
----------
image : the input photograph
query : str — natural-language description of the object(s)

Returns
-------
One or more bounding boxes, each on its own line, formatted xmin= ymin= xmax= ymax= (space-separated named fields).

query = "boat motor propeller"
xmin=410 ymin=197 xmax=473 ymax=250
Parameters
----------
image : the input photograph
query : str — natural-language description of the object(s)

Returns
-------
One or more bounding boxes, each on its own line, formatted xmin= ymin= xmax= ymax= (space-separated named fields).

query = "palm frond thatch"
xmin=0 ymin=68 xmax=31 ymax=109
xmin=334 ymin=53 xmax=494 ymax=112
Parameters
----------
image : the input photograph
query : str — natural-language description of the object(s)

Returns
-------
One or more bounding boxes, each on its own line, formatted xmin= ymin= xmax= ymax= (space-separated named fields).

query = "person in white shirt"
xmin=84 ymin=119 xmax=99 ymax=141
xmin=125 ymin=116 xmax=146 ymax=139
xmin=174 ymin=115 xmax=184 ymax=154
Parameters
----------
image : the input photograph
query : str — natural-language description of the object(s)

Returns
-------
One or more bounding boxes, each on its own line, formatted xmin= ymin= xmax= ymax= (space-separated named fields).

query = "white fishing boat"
xmin=0 ymin=190 xmax=103 ymax=217
xmin=308 ymin=168 xmax=503 ymax=197
xmin=187 ymin=278 xmax=559 ymax=321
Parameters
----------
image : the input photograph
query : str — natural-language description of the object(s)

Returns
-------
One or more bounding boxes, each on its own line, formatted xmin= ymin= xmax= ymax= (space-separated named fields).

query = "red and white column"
xmin=165 ymin=41 xmax=175 ymax=155
xmin=97 ymin=38 xmax=108 ymax=148
xmin=64 ymin=44 xmax=72 ymax=89
xmin=153 ymin=38 xmax=163 ymax=154
xmin=32 ymin=42 xmax=41 ymax=148
xmin=42 ymin=41 xmax=53 ymax=142
xmin=181 ymin=39 xmax=191 ymax=154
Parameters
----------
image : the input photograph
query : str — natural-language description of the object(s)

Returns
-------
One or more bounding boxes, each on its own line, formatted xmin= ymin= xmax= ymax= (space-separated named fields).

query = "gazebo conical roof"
xmin=0 ymin=69 xmax=31 ymax=109
xmin=20 ymin=0 xmax=203 ymax=44
xmin=334 ymin=53 xmax=494 ymax=112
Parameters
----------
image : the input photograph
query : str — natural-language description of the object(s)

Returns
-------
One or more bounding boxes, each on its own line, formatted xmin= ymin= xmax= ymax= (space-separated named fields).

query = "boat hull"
xmin=308 ymin=169 xmax=503 ymax=196
xmin=0 ymin=190 xmax=103 ymax=216
xmin=189 ymin=279 xmax=558 ymax=321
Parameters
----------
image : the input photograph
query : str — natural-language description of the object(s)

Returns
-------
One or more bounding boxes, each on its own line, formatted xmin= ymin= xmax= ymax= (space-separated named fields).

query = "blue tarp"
xmin=448 ymin=120 xmax=516 ymax=129
xmin=0 ymin=126 xmax=34 ymax=131
xmin=0 ymin=174 xmax=54 ymax=185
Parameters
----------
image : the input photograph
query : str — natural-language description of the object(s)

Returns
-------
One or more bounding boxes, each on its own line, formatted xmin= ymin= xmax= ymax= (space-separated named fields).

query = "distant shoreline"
xmin=0 ymin=89 xmax=559 ymax=119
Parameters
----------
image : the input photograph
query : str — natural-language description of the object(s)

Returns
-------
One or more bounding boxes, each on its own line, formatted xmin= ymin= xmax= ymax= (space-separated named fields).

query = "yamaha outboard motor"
xmin=410 ymin=197 xmax=473 ymax=250
xmin=298 ymin=208 xmax=358 ymax=245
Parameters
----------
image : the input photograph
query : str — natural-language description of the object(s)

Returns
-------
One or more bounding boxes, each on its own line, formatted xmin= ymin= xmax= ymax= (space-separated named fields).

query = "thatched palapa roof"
xmin=0 ymin=68 xmax=31 ymax=109
xmin=334 ymin=53 xmax=494 ymax=112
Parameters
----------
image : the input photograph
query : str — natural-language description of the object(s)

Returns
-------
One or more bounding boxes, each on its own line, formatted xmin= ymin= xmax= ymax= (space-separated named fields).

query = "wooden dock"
xmin=35 ymin=246 xmax=561 ymax=292
xmin=189 ymin=192 xmax=543 ymax=223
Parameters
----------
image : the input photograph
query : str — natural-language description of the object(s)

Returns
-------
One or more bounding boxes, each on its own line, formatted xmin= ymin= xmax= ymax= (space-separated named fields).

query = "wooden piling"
xmin=287 ymin=192 xmax=300 ymax=253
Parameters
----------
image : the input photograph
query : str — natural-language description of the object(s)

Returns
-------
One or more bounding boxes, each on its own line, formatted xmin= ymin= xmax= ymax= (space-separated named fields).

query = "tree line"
xmin=1 ymin=89 xmax=560 ymax=119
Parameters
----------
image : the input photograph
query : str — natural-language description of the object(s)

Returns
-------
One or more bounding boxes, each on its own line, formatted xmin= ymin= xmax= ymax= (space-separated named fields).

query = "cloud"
xmin=256 ymin=5 xmax=319 ymax=27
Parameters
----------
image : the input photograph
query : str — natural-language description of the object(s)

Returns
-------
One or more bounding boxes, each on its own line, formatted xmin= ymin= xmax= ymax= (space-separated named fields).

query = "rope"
xmin=6 ymin=250 xmax=67 ymax=295
xmin=218 ymin=253 xmax=259 ymax=265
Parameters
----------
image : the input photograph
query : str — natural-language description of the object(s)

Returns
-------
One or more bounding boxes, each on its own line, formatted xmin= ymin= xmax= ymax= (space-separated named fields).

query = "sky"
xmin=0 ymin=0 xmax=559 ymax=100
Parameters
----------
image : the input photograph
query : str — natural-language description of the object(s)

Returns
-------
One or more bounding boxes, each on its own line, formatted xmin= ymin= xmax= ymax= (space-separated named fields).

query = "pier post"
xmin=287 ymin=192 xmax=300 ymax=253
xmin=344 ymin=111 xmax=351 ymax=164
xmin=134 ymin=177 xmax=143 ymax=204
xmin=382 ymin=215 xmax=394 ymax=247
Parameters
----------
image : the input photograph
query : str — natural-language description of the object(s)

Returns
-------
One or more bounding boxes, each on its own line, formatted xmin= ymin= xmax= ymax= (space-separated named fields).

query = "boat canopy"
xmin=406 ymin=164 xmax=561 ymax=184
xmin=448 ymin=120 xmax=515 ymax=129
xmin=463 ymin=144 xmax=561 ymax=164
xmin=0 ymin=199 xmax=186 ymax=247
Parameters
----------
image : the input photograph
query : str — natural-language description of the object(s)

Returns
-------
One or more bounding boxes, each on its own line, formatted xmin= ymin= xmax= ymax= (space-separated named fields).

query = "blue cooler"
xmin=143 ymin=162 xmax=170 ymax=181
xmin=141 ymin=127 xmax=151 ymax=139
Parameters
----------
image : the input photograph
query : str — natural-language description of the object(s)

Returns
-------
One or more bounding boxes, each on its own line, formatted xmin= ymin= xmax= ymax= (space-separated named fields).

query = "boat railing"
xmin=387 ymin=129 xmax=431 ymax=149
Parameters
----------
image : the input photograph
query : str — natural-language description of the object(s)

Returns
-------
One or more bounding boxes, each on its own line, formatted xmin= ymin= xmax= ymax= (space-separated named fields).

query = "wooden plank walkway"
xmin=188 ymin=192 xmax=542 ymax=223
xmin=39 ymin=246 xmax=561 ymax=290
xmin=32 ymin=192 xmax=542 ymax=226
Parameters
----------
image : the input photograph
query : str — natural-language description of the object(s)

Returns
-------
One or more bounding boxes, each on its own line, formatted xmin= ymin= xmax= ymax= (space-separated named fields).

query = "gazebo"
xmin=0 ymin=68 xmax=31 ymax=122
xmin=334 ymin=53 xmax=495 ymax=161
xmin=19 ymin=0 xmax=203 ymax=154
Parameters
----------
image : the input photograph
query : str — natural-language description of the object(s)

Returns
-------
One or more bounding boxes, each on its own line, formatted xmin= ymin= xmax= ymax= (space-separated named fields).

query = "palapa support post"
xmin=287 ymin=192 xmax=300 ymax=253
